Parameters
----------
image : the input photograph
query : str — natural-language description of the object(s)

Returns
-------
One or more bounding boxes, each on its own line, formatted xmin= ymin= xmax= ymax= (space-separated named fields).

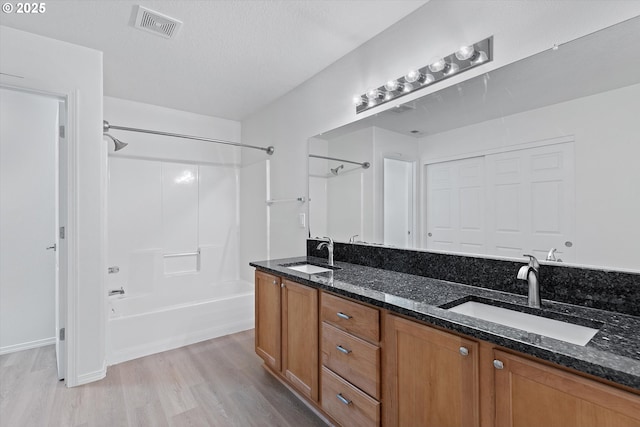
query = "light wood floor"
xmin=0 ymin=329 xmax=327 ymax=427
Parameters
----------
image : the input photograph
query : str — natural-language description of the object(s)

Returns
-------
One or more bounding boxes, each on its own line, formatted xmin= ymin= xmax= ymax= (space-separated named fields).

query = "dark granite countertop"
xmin=250 ymin=256 xmax=640 ymax=391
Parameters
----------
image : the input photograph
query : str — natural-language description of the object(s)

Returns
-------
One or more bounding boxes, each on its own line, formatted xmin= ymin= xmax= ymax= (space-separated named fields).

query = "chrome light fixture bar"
xmin=354 ymin=36 xmax=493 ymax=114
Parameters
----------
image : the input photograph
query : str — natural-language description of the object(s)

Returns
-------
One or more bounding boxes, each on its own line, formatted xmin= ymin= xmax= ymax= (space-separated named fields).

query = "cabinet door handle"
xmin=336 ymin=345 xmax=352 ymax=354
xmin=272 ymin=279 xmax=277 ymax=285
xmin=336 ymin=393 xmax=352 ymax=405
xmin=459 ymin=346 xmax=469 ymax=356
xmin=281 ymin=283 xmax=285 ymax=288
xmin=493 ymin=359 xmax=504 ymax=370
xmin=336 ymin=312 xmax=352 ymax=320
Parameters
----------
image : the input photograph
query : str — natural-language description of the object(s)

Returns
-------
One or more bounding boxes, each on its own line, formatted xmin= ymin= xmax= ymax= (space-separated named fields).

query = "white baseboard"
xmin=0 ymin=336 xmax=56 ymax=355
xmin=74 ymin=362 xmax=107 ymax=386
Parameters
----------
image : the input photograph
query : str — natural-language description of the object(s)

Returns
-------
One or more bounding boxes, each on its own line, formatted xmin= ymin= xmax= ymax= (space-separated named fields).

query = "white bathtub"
xmin=107 ymin=280 xmax=254 ymax=365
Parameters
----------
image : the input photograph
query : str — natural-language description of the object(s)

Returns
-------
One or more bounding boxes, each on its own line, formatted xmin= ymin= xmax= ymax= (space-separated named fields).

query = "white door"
xmin=0 ymin=87 xmax=64 ymax=378
xmin=383 ymin=158 xmax=415 ymax=248
xmin=486 ymin=143 xmax=575 ymax=261
xmin=425 ymin=156 xmax=485 ymax=253
xmin=425 ymin=142 xmax=574 ymax=260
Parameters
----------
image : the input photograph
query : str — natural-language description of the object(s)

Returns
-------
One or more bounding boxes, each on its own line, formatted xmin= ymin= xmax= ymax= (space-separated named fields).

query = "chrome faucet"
xmin=517 ymin=254 xmax=540 ymax=308
xmin=108 ymin=286 xmax=125 ymax=296
xmin=317 ymin=237 xmax=334 ymax=266
xmin=546 ymin=248 xmax=562 ymax=262
xmin=349 ymin=234 xmax=359 ymax=244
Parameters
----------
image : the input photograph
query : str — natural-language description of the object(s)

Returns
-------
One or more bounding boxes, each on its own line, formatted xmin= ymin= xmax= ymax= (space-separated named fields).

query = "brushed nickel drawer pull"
xmin=336 ymin=312 xmax=352 ymax=320
xmin=336 ymin=393 xmax=352 ymax=405
xmin=336 ymin=345 xmax=352 ymax=354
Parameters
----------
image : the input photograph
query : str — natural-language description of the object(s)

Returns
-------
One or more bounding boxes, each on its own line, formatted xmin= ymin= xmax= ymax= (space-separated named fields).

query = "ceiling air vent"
xmin=133 ymin=6 xmax=182 ymax=39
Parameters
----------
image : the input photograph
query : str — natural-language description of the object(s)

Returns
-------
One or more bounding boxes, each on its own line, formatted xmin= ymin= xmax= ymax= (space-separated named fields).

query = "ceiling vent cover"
xmin=133 ymin=6 xmax=182 ymax=39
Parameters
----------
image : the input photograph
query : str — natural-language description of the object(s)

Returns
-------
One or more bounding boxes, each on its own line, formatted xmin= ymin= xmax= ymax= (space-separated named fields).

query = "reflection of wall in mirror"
xmin=310 ymin=127 xmax=418 ymax=244
xmin=420 ymin=83 xmax=640 ymax=271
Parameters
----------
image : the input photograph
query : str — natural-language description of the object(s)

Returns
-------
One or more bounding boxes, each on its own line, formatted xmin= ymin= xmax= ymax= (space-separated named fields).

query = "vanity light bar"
xmin=354 ymin=36 xmax=493 ymax=114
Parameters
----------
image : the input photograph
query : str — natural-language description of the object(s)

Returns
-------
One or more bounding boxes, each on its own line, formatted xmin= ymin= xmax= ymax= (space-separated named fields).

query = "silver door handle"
xmin=46 ymin=244 xmax=57 ymax=251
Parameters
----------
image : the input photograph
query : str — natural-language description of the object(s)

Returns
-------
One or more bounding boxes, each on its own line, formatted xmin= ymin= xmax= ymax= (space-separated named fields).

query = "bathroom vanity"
xmin=251 ymin=256 xmax=640 ymax=427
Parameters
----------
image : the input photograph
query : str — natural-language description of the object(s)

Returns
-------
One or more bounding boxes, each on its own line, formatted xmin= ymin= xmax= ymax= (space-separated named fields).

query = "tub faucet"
xmin=517 ymin=254 xmax=540 ymax=308
xmin=317 ymin=237 xmax=334 ymax=266
xmin=108 ymin=287 xmax=125 ymax=296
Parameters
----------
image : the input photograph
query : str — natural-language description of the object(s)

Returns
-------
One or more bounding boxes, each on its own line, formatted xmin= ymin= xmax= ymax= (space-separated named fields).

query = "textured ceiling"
xmin=0 ymin=0 xmax=428 ymax=120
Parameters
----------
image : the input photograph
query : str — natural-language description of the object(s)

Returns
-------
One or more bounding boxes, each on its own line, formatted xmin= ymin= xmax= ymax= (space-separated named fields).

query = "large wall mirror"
xmin=308 ymin=16 xmax=640 ymax=272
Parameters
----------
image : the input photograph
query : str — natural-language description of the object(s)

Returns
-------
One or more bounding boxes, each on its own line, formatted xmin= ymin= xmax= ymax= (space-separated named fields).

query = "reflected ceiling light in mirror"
xmin=428 ymin=59 xmax=446 ymax=72
xmin=354 ymin=36 xmax=492 ymax=113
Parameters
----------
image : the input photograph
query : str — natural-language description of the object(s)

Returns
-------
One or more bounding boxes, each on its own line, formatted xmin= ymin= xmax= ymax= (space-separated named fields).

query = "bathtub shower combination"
xmin=106 ymin=126 xmax=265 ymax=364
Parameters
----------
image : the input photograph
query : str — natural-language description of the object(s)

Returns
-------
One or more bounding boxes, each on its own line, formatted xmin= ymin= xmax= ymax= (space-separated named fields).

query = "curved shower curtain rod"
xmin=308 ymin=154 xmax=370 ymax=169
xmin=103 ymin=120 xmax=275 ymax=155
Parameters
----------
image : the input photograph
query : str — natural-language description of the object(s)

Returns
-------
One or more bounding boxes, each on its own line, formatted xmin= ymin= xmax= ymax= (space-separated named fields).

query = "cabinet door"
xmin=282 ymin=279 xmax=319 ymax=401
xmin=384 ymin=314 xmax=480 ymax=427
xmin=494 ymin=350 xmax=640 ymax=427
xmin=255 ymin=271 xmax=281 ymax=371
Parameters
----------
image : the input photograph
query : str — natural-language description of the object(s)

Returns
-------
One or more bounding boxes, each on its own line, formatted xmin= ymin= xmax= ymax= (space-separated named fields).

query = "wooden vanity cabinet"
xmin=493 ymin=350 xmax=640 ymax=427
xmin=255 ymin=270 xmax=281 ymax=371
xmin=383 ymin=313 xmax=480 ymax=427
xmin=256 ymin=269 xmax=639 ymax=427
xmin=254 ymin=271 xmax=318 ymax=401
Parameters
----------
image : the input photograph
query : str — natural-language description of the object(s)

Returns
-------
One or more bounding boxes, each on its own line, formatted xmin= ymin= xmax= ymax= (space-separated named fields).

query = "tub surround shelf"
xmin=250 ymin=256 xmax=640 ymax=391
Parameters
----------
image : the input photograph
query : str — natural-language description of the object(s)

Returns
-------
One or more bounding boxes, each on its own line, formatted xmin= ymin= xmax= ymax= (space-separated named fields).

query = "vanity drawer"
xmin=321 ymin=366 xmax=380 ymax=427
xmin=321 ymin=292 xmax=379 ymax=343
xmin=321 ymin=322 xmax=380 ymax=399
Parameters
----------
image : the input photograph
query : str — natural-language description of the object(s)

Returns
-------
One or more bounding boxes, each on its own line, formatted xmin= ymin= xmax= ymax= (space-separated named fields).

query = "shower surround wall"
xmin=105 ymin=97 xmax=253 ymax=364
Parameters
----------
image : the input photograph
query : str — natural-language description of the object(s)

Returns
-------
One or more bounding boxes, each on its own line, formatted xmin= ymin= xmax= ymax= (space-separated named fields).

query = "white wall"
xmin=0 ymin=25 xmax=104 ymax=385
xmin=0 ymin=88 xmax=58 ymax=354
xmin=419 ymin=83 xmax=640 ymax=271
xmin=239 ymin=1 xmax=640 ymax=281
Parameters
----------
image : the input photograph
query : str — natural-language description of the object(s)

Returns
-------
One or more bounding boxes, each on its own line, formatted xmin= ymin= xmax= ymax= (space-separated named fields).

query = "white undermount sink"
xmin=447 ymin=301 xmax=600 ymax=346
xmin=286 ymin=264 xmax=332 ymax=274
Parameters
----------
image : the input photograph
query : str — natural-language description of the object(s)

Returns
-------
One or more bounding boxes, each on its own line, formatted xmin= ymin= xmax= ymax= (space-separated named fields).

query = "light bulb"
xmin=352 ymin=95 xmax=364 ymax=106
xmin=470 ymin=51 xmax=488 ymax=65
xmin=424 ymin=74 xmax=435 ymax=85
xmin=367 ymin=98 xmax=377 ymax=107
xmin=428 ymin=59 xmax=446 ymax=72
xmin=384 ymin=91 xmax=394 ymax=101
xmin=366 ymin=88 xmax=381 ymax=100
xmin=455 ymin=45 xmax=475 ymax=61
xmin=443 ymin=63 xmax=459 ymax=76
xmin=405 ymin=69 xmax=421 ymax=83
xmin=384 ymin=80 xmax=399 ymax=91
xmin=402 ymin=83 xmax=413 ymax=93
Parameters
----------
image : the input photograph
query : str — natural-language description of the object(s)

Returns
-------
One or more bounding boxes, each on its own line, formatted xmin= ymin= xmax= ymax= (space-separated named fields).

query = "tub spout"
xmin=108 ymin=287 xmax=125 ymax=296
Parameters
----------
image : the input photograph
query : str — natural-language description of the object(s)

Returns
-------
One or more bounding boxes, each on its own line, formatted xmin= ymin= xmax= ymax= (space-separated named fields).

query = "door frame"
xmin=1 ymin=81 xmax=79 ymax=385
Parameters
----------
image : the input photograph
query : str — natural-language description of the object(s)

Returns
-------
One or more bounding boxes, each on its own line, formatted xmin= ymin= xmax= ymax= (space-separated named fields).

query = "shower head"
xmin=104 ymin=133 xmax=128 ymax=151
xmin=330 ymin=164 xmax=344 ymax=175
